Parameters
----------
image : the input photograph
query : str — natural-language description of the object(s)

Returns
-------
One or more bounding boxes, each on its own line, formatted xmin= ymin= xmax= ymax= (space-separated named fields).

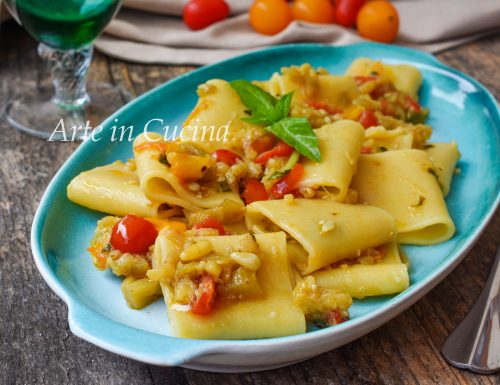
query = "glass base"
xmin=6 ymin=81 xmax=133 ymax=141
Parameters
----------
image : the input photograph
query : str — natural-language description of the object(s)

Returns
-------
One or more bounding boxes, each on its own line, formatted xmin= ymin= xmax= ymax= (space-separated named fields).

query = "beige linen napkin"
xmin=94 ymin=0 xmax=500 ymax=65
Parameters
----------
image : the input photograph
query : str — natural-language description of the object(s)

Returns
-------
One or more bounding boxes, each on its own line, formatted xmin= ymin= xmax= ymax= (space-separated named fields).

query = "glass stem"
xmin=38 ymin=43 xmax=92 ymax=110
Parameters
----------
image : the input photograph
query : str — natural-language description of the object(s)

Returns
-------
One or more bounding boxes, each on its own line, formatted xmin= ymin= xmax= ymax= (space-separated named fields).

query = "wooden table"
xmin=1 ymin=20 xmax=499 ymax=385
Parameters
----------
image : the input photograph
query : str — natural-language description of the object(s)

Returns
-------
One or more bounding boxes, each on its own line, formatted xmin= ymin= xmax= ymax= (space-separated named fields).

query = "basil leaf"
xmin=230 ymin=79 xmax=321 ymax=162
xmin=267 ymin=117 xmax=321 ymax=162
xmin=275 ymin=91 xmax=293 ymax=120
xmin=241 ymin=115 xmax=276 ymax=126
xmin=230 ymin=80 xmax=280 ymax=123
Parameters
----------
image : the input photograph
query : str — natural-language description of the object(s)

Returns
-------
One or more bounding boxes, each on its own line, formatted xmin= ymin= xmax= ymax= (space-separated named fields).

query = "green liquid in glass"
xmin=16 ymin=0 xmax=121 ymax=50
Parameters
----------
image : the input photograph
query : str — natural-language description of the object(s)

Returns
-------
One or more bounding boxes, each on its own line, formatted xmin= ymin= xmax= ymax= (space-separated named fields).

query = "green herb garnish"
xmin=219 ymin=181 xmax=232 ymax=192
xmin=230 ymin=80 xmax=321 ymax=162
xmin=159 ymin=153 xmax=169 ymax=166
xmin=101 ymin=243 xmax=112 ymax=253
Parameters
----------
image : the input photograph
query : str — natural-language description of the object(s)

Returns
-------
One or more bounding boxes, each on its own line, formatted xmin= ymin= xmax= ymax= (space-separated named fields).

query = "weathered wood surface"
xmin=0 ymin=21 xmax=499 ymax=385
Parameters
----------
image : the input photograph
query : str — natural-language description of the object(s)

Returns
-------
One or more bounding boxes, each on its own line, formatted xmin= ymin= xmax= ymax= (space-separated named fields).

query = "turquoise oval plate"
xmin=31 ymin=43 xmax=500 ymax=372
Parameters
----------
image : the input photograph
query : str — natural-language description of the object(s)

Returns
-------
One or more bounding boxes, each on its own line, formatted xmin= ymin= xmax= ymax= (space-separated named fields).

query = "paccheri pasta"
xmin=67 ymin=58 xmax=460 ymax=340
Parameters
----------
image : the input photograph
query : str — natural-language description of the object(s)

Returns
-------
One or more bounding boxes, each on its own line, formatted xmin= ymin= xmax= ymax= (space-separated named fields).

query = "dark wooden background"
xmin=1 ymin=21 xmax=499 ymax=385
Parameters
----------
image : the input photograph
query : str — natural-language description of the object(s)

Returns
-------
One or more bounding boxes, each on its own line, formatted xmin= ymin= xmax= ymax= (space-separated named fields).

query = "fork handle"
xmin=441 ymin=246 xmax=500 ymax=374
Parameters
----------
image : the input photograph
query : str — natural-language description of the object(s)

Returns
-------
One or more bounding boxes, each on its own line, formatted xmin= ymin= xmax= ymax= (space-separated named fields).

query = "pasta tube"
xmin=153 ymin=231 xmax=306 ymax=339
xmin=425 ymin=142 xmax=460 ymax=196
xmin=311 ymin=242 xmax=409 ymax=299
xmin=300 ymin=120 xmax=364 ymax=201
xmin=134 ymin=132 xmax=242 ymax=211
xmin=351 ymin=149 xmax=456 ymax=244
xmin=67 ymin=161 xmax=169 ymax=218
xmin=245 ymin=199 xmax=396 ymax=274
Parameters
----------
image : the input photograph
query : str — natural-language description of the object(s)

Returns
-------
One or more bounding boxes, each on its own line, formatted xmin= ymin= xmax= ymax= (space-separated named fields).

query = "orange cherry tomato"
xmin=242 ymin=179 xmax=268 ymax=204
xmin=249 ymin=0 xmax=293 ymax=35
xmin=211 ymin=149 xmax=241 ymax=165
xmin=254 ymin=141 xmax=294 ymax=164
xmin=191 ymin=273 xmax=217 ymax=315
xmin=358 ymin=109 xmax=378 ymax=129
xmin=110 ymin=214 xmax=158 ymax=254
xmin=183 ymin=0 xmax=230 ymax=31
xmin=356 ymin=1 xmax=399 ymax=43
xmin=291 ymin=0 xmax=335 ymax=24
xmin=271 ymin=164 xmax=304 ymax=198
xmin=192 ymin=217 xmax=226 ymax=235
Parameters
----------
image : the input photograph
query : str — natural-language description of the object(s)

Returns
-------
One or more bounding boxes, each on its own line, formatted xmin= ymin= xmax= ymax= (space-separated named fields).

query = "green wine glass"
xmin=4 ymin=0 xmax=127 ymax=140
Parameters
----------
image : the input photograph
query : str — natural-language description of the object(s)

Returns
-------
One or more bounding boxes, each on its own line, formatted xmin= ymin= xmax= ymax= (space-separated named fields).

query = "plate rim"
xmin=31 ymin=42 xmax=500 ymax=367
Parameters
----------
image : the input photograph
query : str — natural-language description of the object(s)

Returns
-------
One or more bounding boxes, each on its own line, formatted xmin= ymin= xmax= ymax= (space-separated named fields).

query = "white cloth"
xmin=95 ymin=0 xmax=500 ymax=65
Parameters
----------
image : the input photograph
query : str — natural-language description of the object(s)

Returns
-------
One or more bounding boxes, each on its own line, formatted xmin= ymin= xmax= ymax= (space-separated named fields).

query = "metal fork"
xmin=441 ymin=245 xmax=500 ymax=374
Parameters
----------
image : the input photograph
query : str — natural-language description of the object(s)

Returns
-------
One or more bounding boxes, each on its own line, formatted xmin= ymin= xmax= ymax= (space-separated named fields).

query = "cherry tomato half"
xmin=110 ymin=214 xmax=158 ymax=254
xmin=251 ymin=134 xmax=276 ymax=154
xmin=191 ymin=273 xmax=217 ymax=315
xmin=271 ymin=164 xmax=304 ymax=198
xmin=192 ymin=217 xmax=226 ymax=235
xmin=358 ymin=109 xmax=378 ymax=129
xmin=211 ymin=149 xmax=241 ymax=165
xmin=242 ymin=179 xmax=268 ymax=204
xmin=183 ymin=0 xmax=230 ymax=31
xmin=291 ymin=0 xmax=335 ymax=24
xmin=335 ymin=0 xmax=365 ymax=28
xmin=249 ymin=0 xmax=293 ymax=35
xmin=254 ymin=141 xmax=294 ymax=164
xmin=356 ymin=1 xmax=399 ymax=43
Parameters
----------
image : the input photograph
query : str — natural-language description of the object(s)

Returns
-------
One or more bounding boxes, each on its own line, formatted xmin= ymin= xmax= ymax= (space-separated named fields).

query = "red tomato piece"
xmin=353 ymin=75 xmax=377 ymax=85
xmin=192 ymin=217 xmax=226 ymax=235
xmin=251 ymin=134 xmax=276 ymax=154
xmin=242 ymin=179 xmax=268 ymax=204
xmin=254 ymin=141 xmax=294 ymax=164
xmin=110 ymin=214 xmax=158 ymax=254
xmin=358 ymin=109 xmax=378 ymax=129
xmin=191 ymin=273 xmax=217 ymax=315
xmin=370 ymin=82 xmax=396 ymax=99
xmin=361 ymin=146 xmax=373 ymax=154
xmin=211 ymin=149 xmax=241 ymax=165
xmin=406 ymin=96 xmax=422 ymax=112
xmin=306 ymin=100 xmax=342 ymax=115
xmin=327 ymin=309 xmax=347 ymax=325
xmin=335 ymin=0 xmax=365 ymax=28
xmin=270 ymin=164 xmax=304 ymax=198
xmin=183 ymin=0 xmax=230 ymax=31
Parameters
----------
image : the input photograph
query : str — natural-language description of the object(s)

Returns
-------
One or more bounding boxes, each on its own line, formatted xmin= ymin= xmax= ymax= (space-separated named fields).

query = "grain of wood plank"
xmin=0 ymin=20 xmax=499 ymax=385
